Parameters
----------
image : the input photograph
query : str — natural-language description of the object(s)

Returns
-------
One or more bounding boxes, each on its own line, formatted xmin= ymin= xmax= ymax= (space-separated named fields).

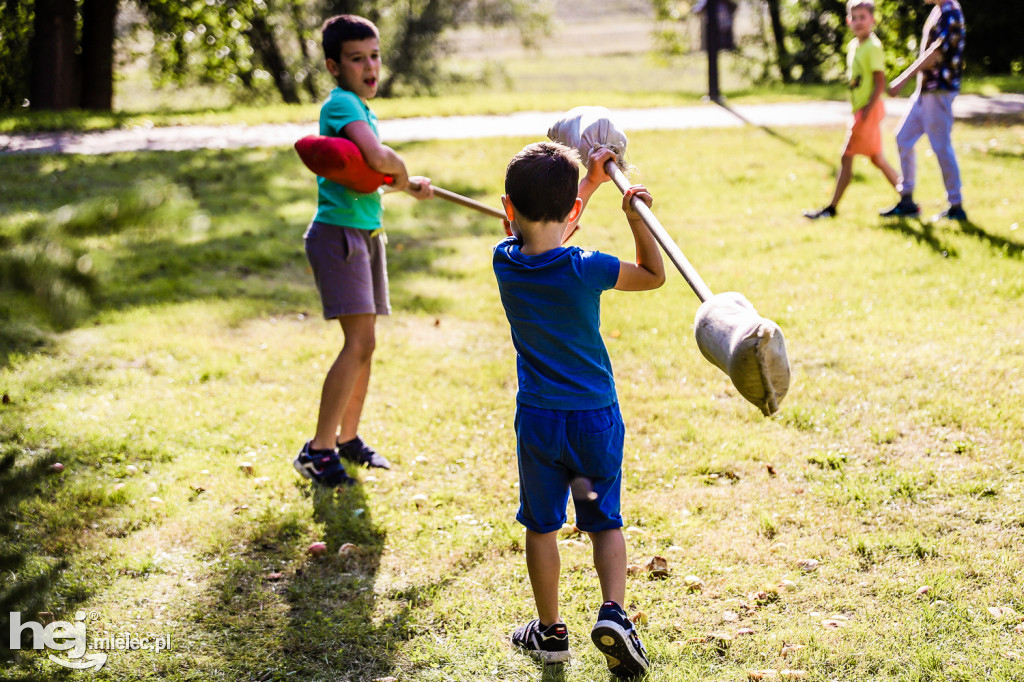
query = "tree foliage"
xmin=0 ymin=0 xmax=549 ymax=111
xmin=651 ymin=0 xmax=1024 ymax=86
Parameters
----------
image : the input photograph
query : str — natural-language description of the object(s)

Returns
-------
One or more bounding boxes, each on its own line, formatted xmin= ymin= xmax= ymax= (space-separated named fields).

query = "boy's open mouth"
xmin=364 ymin=77 xmax=378 ymax=87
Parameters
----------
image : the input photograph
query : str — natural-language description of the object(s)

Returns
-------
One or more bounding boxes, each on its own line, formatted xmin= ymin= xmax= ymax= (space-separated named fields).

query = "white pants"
xmin=895 ymin=91 xmax=963 ymax=205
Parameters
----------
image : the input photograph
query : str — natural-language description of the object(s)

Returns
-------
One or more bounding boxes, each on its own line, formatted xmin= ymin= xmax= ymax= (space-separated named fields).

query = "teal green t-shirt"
xmin=313 ymin=88 xmax=383 ymax=230
xmin=847 ymin=34 xmax=885 ymax=112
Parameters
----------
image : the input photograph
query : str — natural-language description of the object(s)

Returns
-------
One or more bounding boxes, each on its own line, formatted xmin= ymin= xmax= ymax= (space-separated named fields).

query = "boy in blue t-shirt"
xmin=294 ymin=15 xmax=433 ymax=487
xmin=493 ymin=142 xmax=665 ymax=677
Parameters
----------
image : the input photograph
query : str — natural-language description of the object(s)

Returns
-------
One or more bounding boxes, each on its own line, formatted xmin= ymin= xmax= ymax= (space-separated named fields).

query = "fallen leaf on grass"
xmin=629 ymin=611 xmax=648 ymax=626
xmin=409 ymin=493 xmax=429 ymax=508
xmin=338 ymin=543 xmax=360 ymax=556
xmin=627 ymin=564 xmax=645 ymax=577
xmin=722 ymin=610 xmax=740 ymax=623
xmin=49 ymin=462 xmax=65 ymax=473
xmin=266 ymin=572 xmax=284 ymax=581
xmin=1015 ymin=623 xmax=1024 ymax=635
xmin=988 ymin=606 xmax=1019 ymax=620
xmin=238 ymin=462 xmax=254 ymax=475
xmin=558 ymin=522 xmax=580 ymax=537
xmin=736 ymin=628 xmax=755 ymax=636
xmin=684 ymin=575 xmax=705 ymax=591
xmin=558 ymin=539 xmax=587 ymax=550
xmin=779 ymin=580 xmax=798 ymax=592
xmin=646 ymin=555 xmax=670 ymax=578
xmin=796 ymin=558 xmax=819 ymax=572
xmin=915 ymin=585 xmax=931 ymax=597
xmin=308 ymin=542 xmax=328 ymax=557
xmin=822 ymin=619 xmax=847 ymax=629
xmin=779 ymin=643 xmax=806 ymax=658
xmin=766 ymin=464 xmax=777 ymax=477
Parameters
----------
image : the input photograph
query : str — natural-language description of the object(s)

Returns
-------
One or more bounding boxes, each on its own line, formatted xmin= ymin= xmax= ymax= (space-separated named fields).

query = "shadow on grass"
xmin=877 ymin=217 xmax=959 ymax=258
xmin=0 ymin=146 xmax=491 ymax=366
xmin=956 ymin=220 xmax=1024 ymax=259
xmin=713 ymin=100 xmax=837 ymax=171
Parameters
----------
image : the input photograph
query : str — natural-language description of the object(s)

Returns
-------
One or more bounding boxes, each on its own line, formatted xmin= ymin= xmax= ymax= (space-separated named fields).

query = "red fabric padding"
xmin=294 ymin=135 xmax=391 ymax=194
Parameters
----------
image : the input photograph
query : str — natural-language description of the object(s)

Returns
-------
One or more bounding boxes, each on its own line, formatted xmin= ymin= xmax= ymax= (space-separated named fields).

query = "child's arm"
xmin=343 ymin=120 xmax=433 ymax=200
xmin=887 ymin=40 xmax=942 ymax=97
xmin=561 ymin=148 xmax=617 ymax=244
xmin=614 ymin=185 xmax=666 ymax=292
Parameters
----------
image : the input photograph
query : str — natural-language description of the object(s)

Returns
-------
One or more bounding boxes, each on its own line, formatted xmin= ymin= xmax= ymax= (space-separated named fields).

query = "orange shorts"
xmin=842 ymin=100 xmax=885 ymax=157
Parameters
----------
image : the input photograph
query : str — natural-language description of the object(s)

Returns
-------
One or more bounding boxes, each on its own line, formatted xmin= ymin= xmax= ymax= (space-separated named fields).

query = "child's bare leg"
xmin=870 ymin=153 xmax=900 ymax=189
xmin=525 ymin=529 xmax=562 ymax=625
xmin=311 ymin=314 xmax=376 ymax=450
xmin=590 ymin=528 xmax=627 ymax=606
xmin=338 ymin=361 xmax=371 ymax=443
xmin=828 ymin=155 xmax=855 ymax=209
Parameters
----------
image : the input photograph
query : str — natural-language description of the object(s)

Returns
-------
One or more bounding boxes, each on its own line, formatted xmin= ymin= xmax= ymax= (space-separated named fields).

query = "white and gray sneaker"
xmin=510 ymin=619 xmax=570 ymax=663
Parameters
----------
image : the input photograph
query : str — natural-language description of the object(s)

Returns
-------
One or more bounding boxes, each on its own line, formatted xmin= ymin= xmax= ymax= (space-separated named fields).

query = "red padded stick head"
xmin=294 ymin=135 xmax=391 ymax=194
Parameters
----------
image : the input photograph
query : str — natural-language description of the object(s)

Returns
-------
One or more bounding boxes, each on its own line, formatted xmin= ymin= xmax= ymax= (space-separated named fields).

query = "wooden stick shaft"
xmin=605 ymin=160 xmax=714 ymax=302
xmin=407 ymin=181 xmax=505 ymax=219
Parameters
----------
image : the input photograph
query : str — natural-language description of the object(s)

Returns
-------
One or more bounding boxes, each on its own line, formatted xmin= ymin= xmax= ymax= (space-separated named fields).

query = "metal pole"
xmin=706 ymin=0 xmax=721 ymax=102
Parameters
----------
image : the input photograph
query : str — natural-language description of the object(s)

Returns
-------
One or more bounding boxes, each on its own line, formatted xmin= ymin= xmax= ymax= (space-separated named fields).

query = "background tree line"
xmin=0 ymin=0 xmax=547 ymax=111
xmin=1 ymin=0 xmax=1022 ymax=112
xmin=658 ymin=0 xmax=1022 ymax=85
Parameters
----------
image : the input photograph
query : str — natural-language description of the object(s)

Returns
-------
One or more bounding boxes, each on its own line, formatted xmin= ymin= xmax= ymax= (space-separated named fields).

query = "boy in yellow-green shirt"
xmin=804 ymin=0 xmax=899 ymax=220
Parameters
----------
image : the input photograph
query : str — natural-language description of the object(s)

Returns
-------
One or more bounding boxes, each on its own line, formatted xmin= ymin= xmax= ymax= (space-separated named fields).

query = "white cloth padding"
xmin=694 ymin=292 xmax=790 ymax=416
xmin=547 ymin=106 xmax=629 ymax=170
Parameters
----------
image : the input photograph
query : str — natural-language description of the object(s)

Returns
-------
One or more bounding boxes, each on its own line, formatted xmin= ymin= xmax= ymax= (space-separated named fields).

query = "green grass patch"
xmin=2 ymin=118 xmax=1023 ymax=679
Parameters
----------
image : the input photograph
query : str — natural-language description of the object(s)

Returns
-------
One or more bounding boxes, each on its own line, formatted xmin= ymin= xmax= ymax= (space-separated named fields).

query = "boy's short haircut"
xmin=321 ymin=14 xmax=379 ymax=61
xmin=505 ymin=142 xmax=580 ymax=223
xmin=846 ymin=0 xmax=874 ymax=15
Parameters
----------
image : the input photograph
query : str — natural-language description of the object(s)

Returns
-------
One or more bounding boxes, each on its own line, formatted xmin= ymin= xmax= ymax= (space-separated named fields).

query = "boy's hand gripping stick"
xmin=548 ymin=106 xmax=791 ymax=416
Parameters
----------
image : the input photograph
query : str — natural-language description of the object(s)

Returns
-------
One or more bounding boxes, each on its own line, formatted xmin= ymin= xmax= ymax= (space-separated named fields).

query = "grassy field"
xmin=1 ymin=114 xmax=1023 ymax=681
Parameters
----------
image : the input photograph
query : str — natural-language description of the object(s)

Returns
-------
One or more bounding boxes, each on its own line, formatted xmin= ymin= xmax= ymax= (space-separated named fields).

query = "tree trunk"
xmin=80 ymin=0 xmax=119 ymax=110
xmin=764 ymin=0 xmax=793 ymax=83
xmin=247 ymin=11 xmax=300 ymax=103
xmin=29 ymin=0 xmax=77 ymax=110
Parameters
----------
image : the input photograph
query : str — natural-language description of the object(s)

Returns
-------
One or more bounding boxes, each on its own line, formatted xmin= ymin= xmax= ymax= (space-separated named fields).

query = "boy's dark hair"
xmin=321 ymin=14 xmax=379 ymax=62
xmin=505 ymin=142 xmax=580 ymax=223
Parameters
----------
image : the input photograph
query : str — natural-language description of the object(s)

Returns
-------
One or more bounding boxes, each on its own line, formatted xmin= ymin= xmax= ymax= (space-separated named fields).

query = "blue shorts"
xmin=514 ymin=401 xmax=625 ymax=534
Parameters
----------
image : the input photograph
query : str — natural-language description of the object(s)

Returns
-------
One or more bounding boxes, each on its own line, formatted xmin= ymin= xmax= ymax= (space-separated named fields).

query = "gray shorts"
xmin=304 ymin=221 xmax=390 ymax=319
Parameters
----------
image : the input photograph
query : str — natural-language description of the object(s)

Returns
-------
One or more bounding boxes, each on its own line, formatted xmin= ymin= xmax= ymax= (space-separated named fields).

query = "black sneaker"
xmin=511 ymin=619 xmax=571 ymax=664
xmin=337 ymin=435 xmax=390 ymax=469
xmin=293 ymin=441 xmax=355 ymax=487
xmin=880 ymin=197 xmax=921 ymax=218
xmin=802 ymin=206 xmax=836 ymax=220
xmin=591 ymin=601 xmax=649 ymax=679
xmin=937 ymin=204 xmax=967 ymax=221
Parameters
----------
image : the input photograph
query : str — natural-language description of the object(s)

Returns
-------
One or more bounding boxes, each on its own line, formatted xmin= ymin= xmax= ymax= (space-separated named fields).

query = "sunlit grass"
xmin=1 ymin=117 xmax=1023 ymax=679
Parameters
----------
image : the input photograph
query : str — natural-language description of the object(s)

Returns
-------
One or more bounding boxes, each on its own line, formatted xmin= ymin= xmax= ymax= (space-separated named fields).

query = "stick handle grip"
xmin=605 ymin=159 xmax=714 ymax=302
xmin=406 ymin=180 xmax=505 ymax=219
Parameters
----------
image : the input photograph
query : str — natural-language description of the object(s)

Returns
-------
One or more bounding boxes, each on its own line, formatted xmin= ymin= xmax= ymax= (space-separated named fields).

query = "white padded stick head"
xmin=547 ymin=106 xmax=629 ymax=171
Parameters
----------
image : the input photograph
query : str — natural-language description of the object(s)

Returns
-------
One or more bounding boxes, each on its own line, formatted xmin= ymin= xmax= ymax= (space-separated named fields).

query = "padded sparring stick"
xmin=548 ymin=106 xmax=791 ymax=416
xmin=294 ymin=135 xmax=504 ymax=219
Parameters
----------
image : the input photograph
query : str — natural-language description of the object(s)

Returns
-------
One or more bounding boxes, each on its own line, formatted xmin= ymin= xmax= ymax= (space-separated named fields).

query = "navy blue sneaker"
xmin=337 ymin=435 xmax=390 ymax=469
xmin=511 ymin=619 xmax=571 ymax=664
xmin=591 ymin=601 xmax=649 ymax=679
xmin=293 ymin=441 xmax=355 ymax=487
xmin=802 ymin=205 xmax=836 ymax=220
xmin=936 ymin=204 xmax=968 ymax=221
xmin=880 ymin=197 xmax=921 ymax=218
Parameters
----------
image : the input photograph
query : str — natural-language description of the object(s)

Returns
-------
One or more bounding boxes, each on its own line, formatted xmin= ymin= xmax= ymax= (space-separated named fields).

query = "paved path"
xmin=2 ymin=94 xmax=1022 ymax=155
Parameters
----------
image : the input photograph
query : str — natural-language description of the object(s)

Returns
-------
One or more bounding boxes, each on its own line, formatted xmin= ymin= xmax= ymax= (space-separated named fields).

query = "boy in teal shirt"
xmin=804 ymin=0 xmax=899 ymax=220
xmin=295 ymin=14 xmax=433 ymax=487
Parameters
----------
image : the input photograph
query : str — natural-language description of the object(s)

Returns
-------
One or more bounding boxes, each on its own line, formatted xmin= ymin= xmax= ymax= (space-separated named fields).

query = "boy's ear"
xmin=325 ymin=58 xmax=341 ymax=78
xmin=565 ymin=197 xmax=583 ymax=225
xmin=501 ymin=195 xmax=516 ymax=222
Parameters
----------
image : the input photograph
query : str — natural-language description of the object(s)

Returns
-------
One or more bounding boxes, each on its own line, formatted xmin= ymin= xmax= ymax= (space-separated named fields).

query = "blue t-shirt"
xmin=492 ymin=236 xmax=621 ymax=410
xmin=313 ymin=88 xmax=383 ymax=230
